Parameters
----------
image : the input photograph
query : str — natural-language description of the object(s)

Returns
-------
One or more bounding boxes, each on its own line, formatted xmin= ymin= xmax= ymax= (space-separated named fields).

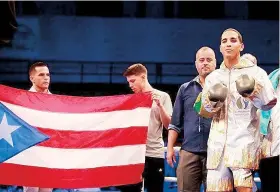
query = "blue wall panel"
xmin=0 ymin=16 xmax=278 ymax=84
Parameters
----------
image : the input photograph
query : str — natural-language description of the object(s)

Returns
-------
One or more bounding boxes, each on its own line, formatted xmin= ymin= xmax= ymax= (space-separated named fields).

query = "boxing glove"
xmin=208 ymin=83 xmax=228 ymax=102
xmin=235 ymin=74 xmax=255 ymax=97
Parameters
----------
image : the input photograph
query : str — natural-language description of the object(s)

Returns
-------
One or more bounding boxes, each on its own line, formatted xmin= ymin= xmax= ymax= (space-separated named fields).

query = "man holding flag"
xmin=118 ymin=63 xmax=173 ymax=192
xmin=23 ymin=62 xmax=53 ymax=192
xmin=0 ymin=62 xmax=153 ymax=190
xmin=0 ymin=62 xmax=51 ymax=190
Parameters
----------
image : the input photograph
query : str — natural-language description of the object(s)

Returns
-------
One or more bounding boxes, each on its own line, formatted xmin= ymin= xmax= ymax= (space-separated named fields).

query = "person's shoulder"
xmin=154 ymin=89 xmax=170 ymax=98
xmin=244 ymin=64 xmax=268 ymax=77
xmin=255 ymin=65 xmax=268 ymax=75
xmin=154 ymin=88 xmax=167 ymax=95
xmin=268 ymin=68 xmax=279 ymax=80
xmin=179 ymin=77 xmax=201 ymax=90
xmin=29 ymin=86 xmax=36 ymax=92
xmin=180 ymin=81 xmax=192 ymax=89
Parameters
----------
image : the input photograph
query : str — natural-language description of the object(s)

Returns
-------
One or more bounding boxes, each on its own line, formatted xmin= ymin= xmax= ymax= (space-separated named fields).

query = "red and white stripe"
xmin=0 ymin=85 xmax=152 ymax=188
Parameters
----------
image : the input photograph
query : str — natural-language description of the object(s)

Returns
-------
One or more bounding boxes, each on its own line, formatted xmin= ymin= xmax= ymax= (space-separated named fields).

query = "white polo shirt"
xmin=29 ymin=86 xmax=51 ymax=94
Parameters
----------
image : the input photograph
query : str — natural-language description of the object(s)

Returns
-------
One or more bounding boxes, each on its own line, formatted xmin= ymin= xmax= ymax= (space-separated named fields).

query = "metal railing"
xmin=0 ymin=58 xmax=278 ymax=85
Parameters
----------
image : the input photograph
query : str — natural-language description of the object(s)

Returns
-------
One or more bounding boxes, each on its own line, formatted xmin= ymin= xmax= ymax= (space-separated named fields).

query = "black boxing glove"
xmin=208 ymin=83 xmax=228 ymax=103
xmin=235 ymin=74 xmax=255 ymax=97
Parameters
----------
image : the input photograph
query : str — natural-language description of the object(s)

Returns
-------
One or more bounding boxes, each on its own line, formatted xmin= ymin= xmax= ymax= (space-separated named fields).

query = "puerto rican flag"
xmin=0 ymin=85 xmax=152 ymax=188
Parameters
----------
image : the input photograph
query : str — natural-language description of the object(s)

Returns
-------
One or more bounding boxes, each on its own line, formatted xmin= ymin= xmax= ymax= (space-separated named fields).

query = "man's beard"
xmin=201 ymin=71 xmax=211 ymax=78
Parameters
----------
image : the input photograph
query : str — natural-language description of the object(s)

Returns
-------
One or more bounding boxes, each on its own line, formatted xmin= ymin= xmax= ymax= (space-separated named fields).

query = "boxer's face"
xmin=126 ymin=74 xmax=145 ymax=93
xmin=220 ymin=30 xmax=244 ymax=59
xmin=195 ymin=49 xmax=216 ymax=78
xmin=30 ymin=66 xmax=50 ymax=90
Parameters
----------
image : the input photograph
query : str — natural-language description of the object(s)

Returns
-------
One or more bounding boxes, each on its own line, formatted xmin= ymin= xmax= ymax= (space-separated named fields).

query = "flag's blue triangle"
xmin=0 ymin=102 xmax=50 ymax=163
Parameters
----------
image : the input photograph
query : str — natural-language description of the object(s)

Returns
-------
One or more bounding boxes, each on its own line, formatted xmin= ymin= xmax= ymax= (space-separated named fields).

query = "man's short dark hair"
xmin=29 ymin=62 xmax=48 ymax=75
xmin=123 ymin=63 xmax=147 ymax=77
xmin=222 ymin=28 xmax=243 ymax=43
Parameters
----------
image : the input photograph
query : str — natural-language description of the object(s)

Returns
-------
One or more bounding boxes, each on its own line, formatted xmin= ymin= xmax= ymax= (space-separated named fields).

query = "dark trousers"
xmin=117 ymin=156 xmax=165 ymax=192
xmin=259 ymin=155 xmax=279 ymax=192
xmin=176 ymin=150 xmax=207 ymax=192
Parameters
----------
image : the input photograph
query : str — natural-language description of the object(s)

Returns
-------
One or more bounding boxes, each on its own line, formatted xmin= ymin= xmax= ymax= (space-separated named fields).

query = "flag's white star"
xmin=0 ymin=113 xmax=21 ymax=147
